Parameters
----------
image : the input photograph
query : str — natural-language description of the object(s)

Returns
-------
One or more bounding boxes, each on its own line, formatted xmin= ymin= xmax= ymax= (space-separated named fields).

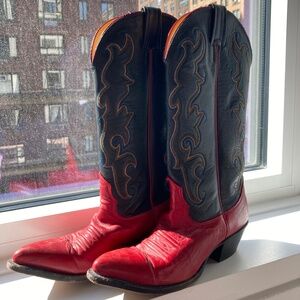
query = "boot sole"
xmin=7 ymin=259 xmax=87 ymax=282
xmin=86 ymin=223 xmax=247 ymax=294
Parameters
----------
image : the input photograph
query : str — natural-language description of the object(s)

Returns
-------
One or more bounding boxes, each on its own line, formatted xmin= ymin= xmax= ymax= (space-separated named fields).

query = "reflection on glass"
xmin=0 ymin=0 xmax=261 ymax=206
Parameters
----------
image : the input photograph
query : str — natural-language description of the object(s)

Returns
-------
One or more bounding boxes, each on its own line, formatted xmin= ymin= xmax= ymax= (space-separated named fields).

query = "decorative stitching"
xmin=231 ymin=31 xmax=251 ymax=191
xmin=168 ymin=29 xmax=207 ymax=206
xmin=98 ymin=34 xmax=137 ymax=200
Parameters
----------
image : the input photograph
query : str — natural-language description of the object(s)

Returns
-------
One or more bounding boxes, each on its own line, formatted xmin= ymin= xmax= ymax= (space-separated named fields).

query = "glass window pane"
xmin=0 ymin=0 xmax=269 ymax=209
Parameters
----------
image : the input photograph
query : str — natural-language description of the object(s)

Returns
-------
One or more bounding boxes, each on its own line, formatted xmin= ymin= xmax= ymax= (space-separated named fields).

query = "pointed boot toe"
xmin=88 ymin=247 xmax=155 ymax=288
xmin=8 ymin=238 xmax=87 ymax=281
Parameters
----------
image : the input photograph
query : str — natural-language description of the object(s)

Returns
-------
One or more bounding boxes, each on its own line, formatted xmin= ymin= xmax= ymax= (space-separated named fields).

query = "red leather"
xmin=12 ymin=174 xmax=167 ymax=275
xmin=91 ymin=177 xmax=248 ymax=285
xmin=223 ymin=187 xmax=248 ymax=239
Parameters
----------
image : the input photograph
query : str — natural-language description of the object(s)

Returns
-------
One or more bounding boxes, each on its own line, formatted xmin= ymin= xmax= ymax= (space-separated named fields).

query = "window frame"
xmin=38 ymin=0 xmax=62 ymax=20
xmin=244 ymin=0 xmax=300 ymax=201
xmin=42 ymin=70 xmax=65 ymax=89
xmin=1 ymin=0 xmax=300 ymax=274
xmin=0 ymin=36 xmax=17 ymax=59
xmin=44 ymin=103 xmax=68 ymax=124
xmin=0 ymin=0 xmax=13 ymax=20
xmin=80 ymin=35 xmax=88 ymax=54
xmin=100 ymin=2 xmax=114 ymax=22
xmin=82 ymin=69 xmax=91 ymax=89
xmin=0 ymin=73 xmax=19 ymax=94
xmin=40 ymin=34 xmax=64 ymax=55
xmin=84 ymin=135 xmax=94 ymax=152
xmin=79 ymin=0 xmax=88 ymax=21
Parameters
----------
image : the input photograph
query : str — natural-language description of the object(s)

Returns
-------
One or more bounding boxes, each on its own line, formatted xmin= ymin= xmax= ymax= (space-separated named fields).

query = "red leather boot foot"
xmin=87 ymin=178 xmax=248 ymax=293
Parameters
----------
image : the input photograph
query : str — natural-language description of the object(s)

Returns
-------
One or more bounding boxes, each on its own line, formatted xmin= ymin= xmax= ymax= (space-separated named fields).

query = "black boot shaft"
xmin=92 ymin=9 xmax=176 ymax=217
xmin=165 ymin=5 xmax=252 ymax=221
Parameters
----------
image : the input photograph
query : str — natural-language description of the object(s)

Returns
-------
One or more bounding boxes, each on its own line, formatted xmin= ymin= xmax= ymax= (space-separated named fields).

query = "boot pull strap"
xmin=210 ymin=4 xmax=226 ymax=46
xmin=142 ymin=7 xmax=162 ymax=49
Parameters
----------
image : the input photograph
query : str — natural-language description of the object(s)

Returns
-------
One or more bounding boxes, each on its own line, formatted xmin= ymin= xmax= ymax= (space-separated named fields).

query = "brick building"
xmin=0 ymin=0 xmax=138 ymax=194
xmin=139 ymin=0 xmax=244 ymax=19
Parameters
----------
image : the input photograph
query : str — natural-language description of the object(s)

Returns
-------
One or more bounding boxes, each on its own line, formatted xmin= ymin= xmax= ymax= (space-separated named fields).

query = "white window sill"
xmin=1 ymin=202 xmax=300 ymax=299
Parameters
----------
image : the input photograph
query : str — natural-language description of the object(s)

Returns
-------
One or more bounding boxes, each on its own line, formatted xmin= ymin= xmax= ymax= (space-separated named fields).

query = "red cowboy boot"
xmin=7 ymin=8 xmax=176 ymax=281
xmin=87 ymin=5 xmax=252 ymax=293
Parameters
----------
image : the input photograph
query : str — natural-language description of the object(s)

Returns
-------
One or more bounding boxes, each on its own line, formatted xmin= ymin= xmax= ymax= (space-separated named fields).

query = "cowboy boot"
xmin=87 ymin=5 xmax=252 ymax=293
xmin=7 ymin=8 xmax=176 ymax=281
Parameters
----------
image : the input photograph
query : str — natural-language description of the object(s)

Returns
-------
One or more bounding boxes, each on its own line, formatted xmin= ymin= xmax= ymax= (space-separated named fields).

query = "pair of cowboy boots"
xmin=8 ymin=5 xmax=252 ymax=293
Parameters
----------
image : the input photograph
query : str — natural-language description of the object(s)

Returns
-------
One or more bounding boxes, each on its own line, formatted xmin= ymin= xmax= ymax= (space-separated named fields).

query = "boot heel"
xmin=210 ymin=224 xmax=247 ymax=262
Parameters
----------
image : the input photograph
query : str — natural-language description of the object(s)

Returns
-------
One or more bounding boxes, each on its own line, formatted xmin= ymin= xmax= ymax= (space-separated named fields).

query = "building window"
xmin=101 ymin=2 xmax=114 ymax=21
xmin=8 ymin=109 xmax=19 ymax=126
xmin=46 ymin=137 xmax=68 ymax=150
xmin=80 ymin=36 xmax=88 ymax=54
xmin=192 ymin=0 xmax=198 ymax=5
xmin=170 ymin=3 xmax=174 ymax=13
xmin=0 ymin=36 xmax=17 ymax=59
xmin=42 ymin=70 xmax=65 ymax=89
xmin=46 ymin=137 xmax=69 ymax=154
xmin=221 ymin=0 xmax=227 ymax=5
xmin=0 ymin=0 xmax=13 ymax=20
xmin=0 ymin=144 xmax=25 ymax=165
xmin=45 ymin=104 xmax=68 ymax=123
xmin=179 ymin=0 xmax=188 ymax=6
xmin=79 ymin=0 xmax=87 ymax=20
xmin=10 ymin=109 xmax=19 ymax=126
xmin=0 ymin=109 xmax=20 ymax=128
xmin=233 ymin=9 xmax=241 ymax=19
xmin=83 ymin=101 xmax=94 ymax=121
xmin=232 ymin=0 xmax=240 ymax=3
xmin=40 ymin=35 xmax=63 ymax=55
xmin=84 ymin=135 xmax=93 ymax=152
xmin=82 ymin=70 xmax=90 ymax=89
xmin=0 ymin=74 xmax=19 ymax=94
xmin=38 ymin=0 xmax=62 ymax=20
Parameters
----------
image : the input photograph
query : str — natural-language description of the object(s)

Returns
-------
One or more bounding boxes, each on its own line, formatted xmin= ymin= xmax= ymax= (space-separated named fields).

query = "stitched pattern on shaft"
xmin=98 ymin=34 xmax=137 ymax=200
xmin=230 ymin=31 xmax=251 ymax=192
xmin=168 ymin=28 xmax=207 ymax=207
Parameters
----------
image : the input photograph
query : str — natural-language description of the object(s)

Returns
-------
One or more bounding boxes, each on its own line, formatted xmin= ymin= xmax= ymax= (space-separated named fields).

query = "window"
xmin=0 ymin=1 xmax=274 ymax=213
xmin=79 ymin=0 xmax=87 ymax=20
xmin=84 ymin=135 xmax=93 ymax=152
xmin=0 ymin=144 xmax=25 ymax=166
xmin=232 ymin=9 xmax=241 ymax=19
xmin=83 ymin=101 xmax=94 ymax=121
xmin=42 ymin=70 xmax=65 ymax=89
xmin=80 ymin=36 xmax=88 ymax=54
xmin=38 ymin=0 xmax=62 ymax=20
xmin=0 ymin=109 xmax=19 ymax=127
xmin=10 ymin=109 xmax=19 ymax=126
xmin=180 ymin=0 xmax=188 ymax=6
xmin=0 ymin=36 xmax=17 ymax=58
xmin=40 ymin=35 xmax=63 ymax=55
xmin=0 ymin=74 xmax=19 ymax=94
xmin=45 ymin=104 xmax=68 ymax=123
xmin=0 ymin=0 xmax=13 ymax=20
xmin=232 ymin=0 xmax=240 ymax=3
xmin=221 ymin=0 xmax=228 ymax=5
xmin=101 ymin=2 xmax=114 ymax=21
xmin=170 ymin=3 xmax=175 ymax=13
xmin=82 ymin=70 xmax=90 ymax=89
xmin=47 ymin=137 xmax=68 ymax=150
xmin=192 ymin=0 xmax=198 ymax=5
